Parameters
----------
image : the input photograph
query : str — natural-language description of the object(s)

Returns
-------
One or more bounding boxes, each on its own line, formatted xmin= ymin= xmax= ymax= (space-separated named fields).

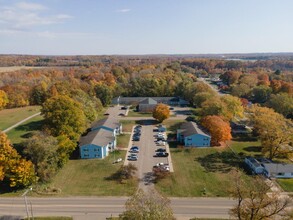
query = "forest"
xmin=0 ymin=54 xmax=292 ymax=190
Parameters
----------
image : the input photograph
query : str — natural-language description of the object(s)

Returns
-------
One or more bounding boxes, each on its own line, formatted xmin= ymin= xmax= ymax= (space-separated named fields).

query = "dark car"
xmin=104 ymin=113 xmax=110 ymax=116
xmin=155 ymin=148 xmax=166 ymax=152
xmin=132 ymin=136 xmax=140 ymax=141
xmin=155 ymin=152 xmax=169 ymax=157
xmin=129 ymin=146 xmax=139 ymax=153
xmin=121 ymin=106 xmax=128 ymax=110
xmin=118 ymin=113 xmax=126 ymax=116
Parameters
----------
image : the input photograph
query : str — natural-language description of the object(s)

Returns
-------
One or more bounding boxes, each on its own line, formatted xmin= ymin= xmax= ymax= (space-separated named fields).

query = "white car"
xmin=157 ymin=140 xmax=166 ymax=146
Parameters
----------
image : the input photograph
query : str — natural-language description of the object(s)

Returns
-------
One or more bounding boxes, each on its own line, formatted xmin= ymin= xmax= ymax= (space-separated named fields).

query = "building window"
xmin=187 ymin=138 xmax=192 ymax=141
xmin=84 ymin=154 xmax=89 ymax=157
xmin=83 ymin=149 xmax=89 ymax=152
xmin=277 ymin=172 xmax=285 ymax=176
xmin=94 ymin=148 xmax=100 ymax=152
xmin=95 ymin=154 xmax=99 ymax=157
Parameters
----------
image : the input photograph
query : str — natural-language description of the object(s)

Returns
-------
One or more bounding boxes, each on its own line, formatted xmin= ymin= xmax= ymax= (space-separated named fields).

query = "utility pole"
xmin=22 ymin=187 xmax=32 ymax=220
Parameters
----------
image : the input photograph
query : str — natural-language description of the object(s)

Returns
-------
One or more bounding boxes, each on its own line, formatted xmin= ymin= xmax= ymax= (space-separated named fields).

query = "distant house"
xmin=244 ymin=157 xmax=293 ymax=179
xmin=112 ymin=96 xmax=189 ymax=106
xmin=138 ymin=98 xmax=158 ymax=112
xmin=244 ymin=157 xmax=265 ymax=174
xmin=177 ymin=121 xmax=210 ymax=147
xmin=262 ymin=163 xmax=293 ymax=179
xmin=79 ymin=118 xmax=122 ymax=159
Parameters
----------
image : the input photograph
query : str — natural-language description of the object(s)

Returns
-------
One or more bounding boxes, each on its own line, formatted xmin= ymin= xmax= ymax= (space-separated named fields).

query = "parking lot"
xmin=124 ymin=122 xmax=173 ymax=187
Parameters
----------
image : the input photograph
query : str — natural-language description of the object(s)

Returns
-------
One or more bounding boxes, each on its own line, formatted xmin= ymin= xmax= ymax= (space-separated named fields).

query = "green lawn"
xmin=0 ymin=106 xmax=41 ymax=130
xmin=127 ymin=110 xmax=153 ymax=117
xmin=6 ymin=115 xmax=44 ymax=145
xmin=120 ymin=120 xmax=136 ymax=132
xmin=229 ymin=136 xmax=262 ymax=157
xmin=117 ymin=134 xmax=131 ymax=149
xmin=156 ymin=147 xmax=251 ymax=197
xmin=277 ymin=179 xmax=293 ymax=192
xmin=46 ymin=151 xmax=137 ymax=196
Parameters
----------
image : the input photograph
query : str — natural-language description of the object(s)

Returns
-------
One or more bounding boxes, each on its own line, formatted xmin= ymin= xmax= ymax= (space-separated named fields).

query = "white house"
xmin=262 ymin=163 xmax=293 ymax=179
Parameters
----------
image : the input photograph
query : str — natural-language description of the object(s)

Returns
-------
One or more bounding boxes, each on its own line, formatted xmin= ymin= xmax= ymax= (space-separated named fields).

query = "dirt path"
xmin=2 ymin=112 xmax=41 ymax=133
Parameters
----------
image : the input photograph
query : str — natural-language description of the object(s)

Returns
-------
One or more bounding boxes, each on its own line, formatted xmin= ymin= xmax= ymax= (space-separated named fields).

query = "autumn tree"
xmin=0 ymin=90 xmax=9 ymax=109
xmin=120 ymin=189 xmax=174 ymax=220
xmin=0 ymin=132 xmax=36 ymax=188
xmin=201 ymin=115 xmax=232 ymax=146
xmin=267 ymin=93 xmax=293 ymax=118
xmin=94 ymin=83 xmax=113 ymax=106
xmin=41 ymin=95 xmax=87 ymax=141
xmin=152 ymin=104 xmax=170 ymax=123
xmin=249 ymin=106 xmax=293 ymax=159
xmin=220 ymin=95 xmax=244 ymax=120
xmin=229 ymin=169 xmax=291 ymax=220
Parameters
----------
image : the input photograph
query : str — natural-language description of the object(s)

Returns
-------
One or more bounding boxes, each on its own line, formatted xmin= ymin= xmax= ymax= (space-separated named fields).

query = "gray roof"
xmin=263 ymin=163 xmax=293 ymax=173
xmin=112 ymin=96 xmax=189 ymax=105
xmin=139 ymin=98 xmax=157 ymax=105
xmin=246 ymin=157 xmax=263 ymax=168
xmin=91 ymin=117 xmax=120 ymax=130
xmin=179 ymin=122 xmax=210 ymax=138
xmin=79 ymin=129 xmax=114 ymax=147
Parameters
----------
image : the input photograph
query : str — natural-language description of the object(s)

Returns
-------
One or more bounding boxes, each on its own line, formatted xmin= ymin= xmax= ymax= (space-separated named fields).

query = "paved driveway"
xmin=124 ymin=121 xmax=173 ymax=191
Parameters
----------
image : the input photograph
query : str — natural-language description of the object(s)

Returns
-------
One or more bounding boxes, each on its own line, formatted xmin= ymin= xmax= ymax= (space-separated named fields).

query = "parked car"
xmin=155 ymin=152 xmax=169 ymax=157
xmin=128 ymin=154 xmax=138 ymax=161
xmin=132 ymin=136 xmax=140 ymax=141
xmin=129 ymin=146 xmax=139 ymax=153
xmin=155 ymin=148 xmax=166 ymax=152
xmin=104 ymin=113 xmax=110 ymax=116
xmin=118 ymin=113 xmax=126 ymax=116
xmin=121 ymin=106 xmax=128 ymax=110
xmin=157 ymin=140 xmax=166 ymax=146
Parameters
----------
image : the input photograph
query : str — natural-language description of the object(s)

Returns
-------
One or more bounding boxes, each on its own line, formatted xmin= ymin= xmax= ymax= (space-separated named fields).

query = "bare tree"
xmin=229 ymin=169 xmax=291 ymax=220
xmin=119 ymin=189 xmax=174 ymax=220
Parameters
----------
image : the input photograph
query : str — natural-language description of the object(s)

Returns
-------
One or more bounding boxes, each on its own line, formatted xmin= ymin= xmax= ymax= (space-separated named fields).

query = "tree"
xmin=94 ymin=83 xmax=113 ymax=106
xmin=249 ymin=106 xmax=293 ymax=159
xmin=201 ymin=115 xmax=232 ymax=146
xmin=220 ymin=95 xmax=244 ymax=120
xmin=152 ymin=104 xmax=170 ymax=123
xmin=267 ymin=93 xmax=293 ymax=118
xmin=24 ymin=132 xmax=59 ymax=182
xmin=0 ymin=132 xmax=36 ymax=188
xmin=0 ymin=90 xmax=9 ymax=109
xmin=41 ymin=95 xmax=87 ymax=141
xmin=201 ymin=97 xmax=228 ymax=118
xmin=229 ymin=169 xmax=291 ymax=220
xmin=251 ymin=86 xmax=272 ymax=103
xmin=120 ymin=189 xmax=174 ymax=220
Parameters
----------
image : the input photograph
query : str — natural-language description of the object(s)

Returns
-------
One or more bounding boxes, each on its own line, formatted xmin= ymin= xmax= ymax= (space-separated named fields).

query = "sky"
xmin=0 ymin=0 xmax=293 ymax=55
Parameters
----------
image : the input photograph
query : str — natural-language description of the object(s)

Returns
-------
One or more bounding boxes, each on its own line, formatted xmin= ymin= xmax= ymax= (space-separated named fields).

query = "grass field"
xmin=47 ymin=150 xmax=137 ymax=196
xmin=229 ymin=136 xmax=262 ymax=157
xmin=0 ymin=106 xmax=41 ymax=131
xmin=117 ymin=134 xmax=131 ymax=149
xmin=120 ymin=120 xmax=136 ymax=132
xmin=6 ymin=115 xmax=44 ymax=145
xmin=155 ymin=146 xmax=251 ymax=197
xmin=277 ymin=179 xmax=293 ymax=192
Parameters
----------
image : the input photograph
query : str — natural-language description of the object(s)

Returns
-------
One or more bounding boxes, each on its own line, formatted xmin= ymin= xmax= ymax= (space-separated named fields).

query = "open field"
xmin=127 ymin=110 xmax=153 ymax=117
xmin=47 ymin=151 xmax=137 ymax=196
xmin=155 ymin=146 xmax=251 ymax=197
xmin=0 ymin=66 xmax=46 ymax=73
xmin=120 ymin=120 xmax=136 ymax=132
xmin=6 ymin=115 xmax=44 ymax=145
xmin=229 ymin=136 xmax=262 ymax=157
xmin=0 ymin=106 xmax=41 ymax=131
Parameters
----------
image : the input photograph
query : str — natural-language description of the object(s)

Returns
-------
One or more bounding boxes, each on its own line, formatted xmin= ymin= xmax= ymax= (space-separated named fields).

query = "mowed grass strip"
xmin=49 ymin=151 xmax=137 ymax=196
xmin=0 ymin=106 xmax=41 ymax=130
xmin=156 ymin=147 xmax=251 ymax=197
xmin=277 ymin=179 xmax=293 ymax=192
xmin=6 ymin=115 xmax=44 ymax=145
xmin=117 ymin=134 xmax=131 ymax=149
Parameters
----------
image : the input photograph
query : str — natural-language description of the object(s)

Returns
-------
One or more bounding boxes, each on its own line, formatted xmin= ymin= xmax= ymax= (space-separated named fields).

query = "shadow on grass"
xmin=197 ymin=151 xmax=243 ymax=173
xmin=15 ymin=119 xmax=44 ymax=132
xmin=243 ymin=146 xmax=262 ymax=153
xmin=232 ymin=135 xmax=258 ymax=142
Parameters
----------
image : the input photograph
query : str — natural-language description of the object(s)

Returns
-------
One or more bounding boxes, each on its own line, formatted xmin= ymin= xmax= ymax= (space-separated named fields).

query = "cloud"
xmin=0 ymin=2 xmax=72 ymax=30
xmin=15 ymin=2 xmax=47 ymax=11
xmin=116 ymin=8 xmax=131 ymax=13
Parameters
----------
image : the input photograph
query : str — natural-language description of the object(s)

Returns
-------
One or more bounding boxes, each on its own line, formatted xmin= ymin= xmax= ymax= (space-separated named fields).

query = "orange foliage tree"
xmin=201 ymin=115 xmax=232 ymax=146
xmin=152 ymin=104 xmax=170 ymax=123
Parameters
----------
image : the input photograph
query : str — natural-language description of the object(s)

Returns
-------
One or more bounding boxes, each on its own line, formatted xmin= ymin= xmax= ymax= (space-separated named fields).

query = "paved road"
xmin=0 ymin=197 xmax=234 ymax=220
xmin=197 ymin=77 xmax=225 ymax=96
xmin=2 ymin=112 xmax=41 ymax=133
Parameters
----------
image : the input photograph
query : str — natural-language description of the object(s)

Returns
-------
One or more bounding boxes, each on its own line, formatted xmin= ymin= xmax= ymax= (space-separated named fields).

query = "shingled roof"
xmin=139 ymin=98 xmax=157 ymax=105
xmin=91 ymin=117 xmax=120 ymax=130
xmin=79 ymin=128 xmax=114 ymax=147
xmin=179 ymin=121 xmax=210 ymax=137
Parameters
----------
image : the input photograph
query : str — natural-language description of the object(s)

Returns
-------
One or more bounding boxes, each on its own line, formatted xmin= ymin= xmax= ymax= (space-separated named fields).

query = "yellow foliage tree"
xmin=0 ymin=90 xmax=9 ymax=109
xmin=152 ymin=104 xmax=170 ymax=123
xmin=0 ymin=132 xmax=37 ymax=188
